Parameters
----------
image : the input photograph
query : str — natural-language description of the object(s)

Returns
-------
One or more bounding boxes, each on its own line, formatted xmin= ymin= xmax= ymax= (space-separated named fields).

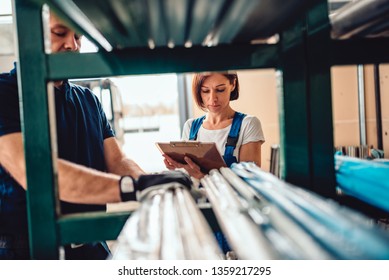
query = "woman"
xmin=164 ymin=72 xmax=265 ymax=179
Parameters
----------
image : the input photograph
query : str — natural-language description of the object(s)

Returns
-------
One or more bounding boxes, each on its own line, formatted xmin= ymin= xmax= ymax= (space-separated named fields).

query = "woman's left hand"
xmin=182 ymin=156 xmax=205 ymax=179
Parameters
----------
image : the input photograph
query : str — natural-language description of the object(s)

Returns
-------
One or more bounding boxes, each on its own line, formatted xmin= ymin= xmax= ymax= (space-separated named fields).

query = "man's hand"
xmin=136 ymin=170 xmax=192 ymax=191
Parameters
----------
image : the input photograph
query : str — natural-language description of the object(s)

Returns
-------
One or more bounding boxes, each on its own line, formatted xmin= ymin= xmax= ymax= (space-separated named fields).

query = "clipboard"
xmin=156 ymin=141 xmax=227 ymax=173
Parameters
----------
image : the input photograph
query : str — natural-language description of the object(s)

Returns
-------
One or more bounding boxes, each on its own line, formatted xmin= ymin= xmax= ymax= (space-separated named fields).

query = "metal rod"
xmin=357 ymin=64 xmax=367 ymax=146
xmin=374 ymin=64 xmax=383 ymax=150
xmin=112 ymin=185 xmax=221 ymax=259
xmin=330 ymin=0 xmax=389 ymax=39
xmin=202 ymin=171 xmax=279 ymax=259
xmin=175 ymin=188 xmax=222 ymax=259
xmin=111 ymin=193 xmax=162 ymax=260
xmin=160 ymin=191 xmax=185 ymax=259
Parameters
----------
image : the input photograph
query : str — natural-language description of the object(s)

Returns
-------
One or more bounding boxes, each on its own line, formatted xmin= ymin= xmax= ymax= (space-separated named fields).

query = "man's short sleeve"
xmin=97 ymin=99 xmax=115 ymax=140
xmin=0 ymin=75 xmax=21 ymax=137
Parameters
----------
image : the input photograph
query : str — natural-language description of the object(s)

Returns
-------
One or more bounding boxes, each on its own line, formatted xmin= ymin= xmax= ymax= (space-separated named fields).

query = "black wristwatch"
xmin=119 ymin=175 xmax=136 ymax=201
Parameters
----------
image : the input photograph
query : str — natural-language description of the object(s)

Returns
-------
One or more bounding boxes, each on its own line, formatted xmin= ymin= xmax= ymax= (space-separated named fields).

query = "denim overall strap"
xmin=223 ymin=112 xmax=246 ymax=167
xmin=189 ymin=115 xmax=206 ymax=140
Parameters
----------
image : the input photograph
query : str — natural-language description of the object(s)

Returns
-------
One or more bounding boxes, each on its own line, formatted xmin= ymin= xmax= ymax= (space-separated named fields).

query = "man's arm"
xmin=103 ymin=136 xmax=145 ymax=179
xmin=0 ymin=133 xmax=27 ymax=188
xmin=57 ymin=160 xmax=121 ymax=204
xmin=0 ymin=132 xmax=122 ymax=204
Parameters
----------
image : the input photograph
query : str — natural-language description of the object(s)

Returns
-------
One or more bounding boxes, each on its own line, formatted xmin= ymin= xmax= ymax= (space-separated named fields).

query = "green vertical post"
xmin=14 ymin=0 xmax=59 ymax=259
xmin=277 ymin=0 xmax=336 ymax=198
xmin=305 ymin=1 xmax=336 ymax=198
xmin=277 ymin=20 xmax=312 ymax=188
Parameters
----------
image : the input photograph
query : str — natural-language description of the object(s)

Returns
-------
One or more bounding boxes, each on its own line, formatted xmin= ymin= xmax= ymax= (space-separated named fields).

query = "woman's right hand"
xmin=163 ymin=154 xmax=205 ymax=179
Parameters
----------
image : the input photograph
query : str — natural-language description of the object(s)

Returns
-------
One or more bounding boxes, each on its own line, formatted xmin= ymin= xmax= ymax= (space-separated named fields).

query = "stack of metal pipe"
xmin=205 ymin=162 xmax=389 ymax=259
xmin=201 ymin=168 xmax=331 ymax=259
xmin=112 ymin=163 xmax=389 ymax=260
xmin=330 ymin=0 xmax=389 ymax=39
xmin=111 ymin=183 xmax=222 ymax=260
xmin=334 ymin=145 xmax=373 ymax=159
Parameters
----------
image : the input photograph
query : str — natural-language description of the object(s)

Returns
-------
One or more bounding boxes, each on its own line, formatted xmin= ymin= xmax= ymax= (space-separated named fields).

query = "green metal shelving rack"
xmin=12 ymin=0 xmax=389 ymax=259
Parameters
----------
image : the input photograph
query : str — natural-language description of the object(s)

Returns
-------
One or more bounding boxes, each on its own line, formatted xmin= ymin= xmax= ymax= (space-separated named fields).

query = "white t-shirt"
xmin=182 ymin=115 xmax=265 ymax=160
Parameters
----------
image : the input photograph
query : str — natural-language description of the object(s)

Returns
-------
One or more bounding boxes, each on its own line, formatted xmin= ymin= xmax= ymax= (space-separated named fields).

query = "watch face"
xmin=121 ymin=176 xmax=134 ymax=193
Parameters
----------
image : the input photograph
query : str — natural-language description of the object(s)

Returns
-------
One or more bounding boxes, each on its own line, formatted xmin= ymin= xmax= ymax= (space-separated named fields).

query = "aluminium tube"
xmin=174 ymin=188 xmax=223 ymax=259
xmin=330 ymin=0 xmax=389 ymax=39
xmin=160 ymin=190 xmax=186 ymax=259
xmin=112 ymin=192 xmax=163 ymax=259
xmin=201 ymin=170 xmax=279 ymax=259
xmin=357 ymin=65 xmax=367 ymax=146
xmin=112 ymin=184 xmax=222 ymax=260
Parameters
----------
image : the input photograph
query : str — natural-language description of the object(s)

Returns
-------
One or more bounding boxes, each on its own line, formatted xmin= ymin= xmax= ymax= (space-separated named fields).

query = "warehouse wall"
xmin=331 ymin=64 xmax=389 ymax=158
xmin=331 ymin=66 xmax=360 ymax=146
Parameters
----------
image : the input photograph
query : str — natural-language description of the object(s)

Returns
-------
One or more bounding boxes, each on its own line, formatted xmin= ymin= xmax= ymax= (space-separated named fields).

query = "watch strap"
xmin=119 ymin=176 xmax=136 ymax=201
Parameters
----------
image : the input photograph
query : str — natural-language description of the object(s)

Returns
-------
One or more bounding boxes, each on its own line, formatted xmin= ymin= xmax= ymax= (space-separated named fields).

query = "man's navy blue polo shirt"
xmin=0 ymin=65 xmax=115 ymax=237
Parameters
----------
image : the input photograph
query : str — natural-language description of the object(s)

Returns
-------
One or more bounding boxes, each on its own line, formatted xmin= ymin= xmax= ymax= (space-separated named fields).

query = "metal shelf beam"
xmin=58 ymin=212 xmax=131 ymax=245
xmin=46 ymin=44 xmax=279 ymax=80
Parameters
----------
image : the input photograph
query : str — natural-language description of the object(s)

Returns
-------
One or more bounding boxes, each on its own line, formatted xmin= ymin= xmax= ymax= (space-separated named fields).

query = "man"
xmin=0 ymin=14 xmax=190 ymax=259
